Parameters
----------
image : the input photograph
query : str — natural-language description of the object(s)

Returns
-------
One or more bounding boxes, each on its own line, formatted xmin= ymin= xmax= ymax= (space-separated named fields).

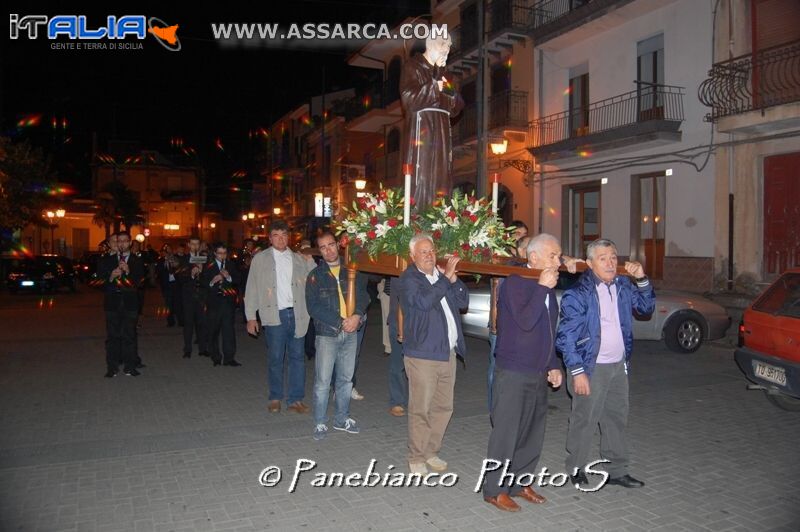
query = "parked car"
xmin=734 ymin=268 xmax=800 ymax=411
xmin=5 ymin=255 xmax=78 ymax=293
xmin=75 ymin=252 xmax=103 ymax=283
xmin=460 ymin=271 xmax=731 ymax=354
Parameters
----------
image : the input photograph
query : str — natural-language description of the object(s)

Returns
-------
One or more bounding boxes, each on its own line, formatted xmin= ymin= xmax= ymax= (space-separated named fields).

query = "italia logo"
xmin=9 ymin=14 xmax=181 ymax=51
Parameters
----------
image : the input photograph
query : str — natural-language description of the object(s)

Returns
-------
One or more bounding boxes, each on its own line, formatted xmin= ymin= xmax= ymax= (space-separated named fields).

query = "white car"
xmin=460 ymin=272 xmax=731 ymax=353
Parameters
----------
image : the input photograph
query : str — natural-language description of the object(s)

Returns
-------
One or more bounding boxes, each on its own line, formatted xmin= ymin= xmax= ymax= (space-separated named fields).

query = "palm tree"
xmin=93 ymin=180 xmax=144 ymax=238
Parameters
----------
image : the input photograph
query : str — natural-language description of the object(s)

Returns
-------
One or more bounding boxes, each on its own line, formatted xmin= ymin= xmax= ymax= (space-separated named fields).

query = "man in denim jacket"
xmin=556 ymin=238 xmax=655 ymax=489
xmin=305 ymin=231 xmax=369 ymax=441
xmin=400 ymin=233 xmax=469 ymax=475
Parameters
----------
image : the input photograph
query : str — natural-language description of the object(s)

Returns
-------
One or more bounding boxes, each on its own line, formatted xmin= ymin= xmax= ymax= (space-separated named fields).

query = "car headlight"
xmin=42 ymin=272 xmax=55 ymax=280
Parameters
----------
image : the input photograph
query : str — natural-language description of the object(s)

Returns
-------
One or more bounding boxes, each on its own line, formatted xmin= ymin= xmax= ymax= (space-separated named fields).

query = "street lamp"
xmin=354 ymin=179 xmax=367 ymax=191
xmin=273 ymin=207 xmax=282 ymax=216
xmin=247 ymin=212 xmax=255 ymax=220
xmin=489 ymin=137 xmax=508 ymax=156
xmin=45 ymin=210 xmax=65 ymax=254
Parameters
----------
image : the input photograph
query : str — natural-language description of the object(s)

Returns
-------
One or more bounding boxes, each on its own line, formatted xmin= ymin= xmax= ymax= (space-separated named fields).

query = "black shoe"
xmin=213 ymin=360 xmax=221 ymax=367
xmin=223 ymin=360 xmax=241 ymax=367
xmin=183 ymin=352 xmax=191 ymax=358
xmin=199 ymin=351 xmax=210 ymax=357
xmin=570 ymin=471 xmax=589 ymax=487
xmin=606 ymin=474 xmax=645 ymax=488
xmin=136 ymin=362 xmax=146 ymax=369
xmin=104 ymin=370 xmax=118 ymax=378
xmin=124 ymin=368 xmax=141 ymax=377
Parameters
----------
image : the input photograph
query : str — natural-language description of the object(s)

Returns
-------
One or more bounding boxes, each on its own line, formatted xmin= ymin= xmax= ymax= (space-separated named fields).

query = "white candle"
xmin=491 ymin=173 xmax=500 ymax=215
xmin=403 ymin=163 xmax=412 ymax=226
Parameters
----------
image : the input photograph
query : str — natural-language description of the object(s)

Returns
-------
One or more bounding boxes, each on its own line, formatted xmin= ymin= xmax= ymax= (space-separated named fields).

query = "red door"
xmin=764 ymin=152 xmax=800 ymax=275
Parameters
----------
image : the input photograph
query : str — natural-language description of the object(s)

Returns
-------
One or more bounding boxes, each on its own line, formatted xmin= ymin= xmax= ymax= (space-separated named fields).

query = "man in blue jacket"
xmin=556 ymin=238 xmax=655 ymax=489
xmin=305 ymin=231 xmax=369 ymax=441
xmin=400 ymin=233 xmax=469 ymax=475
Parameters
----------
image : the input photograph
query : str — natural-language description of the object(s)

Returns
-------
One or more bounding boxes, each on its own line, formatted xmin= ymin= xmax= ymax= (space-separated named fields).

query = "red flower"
xmin=469 ymin=214 xmax=478 ymax=223
xmin=370 ymin=216 xmax=378 ymax=225
xmin=432 ymin=230 xmax=442 ymax=240
xmin=447 ymin=211 xmax=457 ymax=220
xmin=367 ymin=230 xmax=377 ymax=239
xmin=354 ymin=238 xmax=362 ymax=246
xmin=341 ymin=235 xmax=350 ymax=246
xmin=409 ymin=197 xmax=416 ymax=206
xmin=461 ymin=210 xmax=471 ymax=218
xmin=482 ymin=247 xmax=491 ymax=256
xmin=387 ymin=219 xmax=398 ymax=228
xmin=468 ymin=196 xmax=476 ymax=203
xmin=461 ymin=243 xmax=470 ymax=251
xmin=472 ymin=248 xmax=481 ymax=256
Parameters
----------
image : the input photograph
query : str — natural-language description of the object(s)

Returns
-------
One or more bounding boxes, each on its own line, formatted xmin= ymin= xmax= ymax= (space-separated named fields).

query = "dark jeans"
xmin=388 ymin=321 xmax=408 ymax=408
xmin=105 ymin=308 xmax=139 ymax=372
xmin=264 ymin=308 xmax=306 ymax=404
xmin=352 ymin=315 xmax=367 ymax=388
xmin=483 ymin=367 xmax=549 ymax=497
xmin=488 ymin=333 xmax=497 ymax=412
xmin=206 ymin=301 xmax=236 ymax=363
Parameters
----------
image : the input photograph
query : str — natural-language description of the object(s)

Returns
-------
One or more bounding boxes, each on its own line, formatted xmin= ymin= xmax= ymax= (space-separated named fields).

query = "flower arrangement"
xmin=336 ymin=187 xmax=516 ymax=262
xmin=337 ymin=186 xmax=416 ymax=257
xmin=418 ymin=190 xmax=517 ymax=260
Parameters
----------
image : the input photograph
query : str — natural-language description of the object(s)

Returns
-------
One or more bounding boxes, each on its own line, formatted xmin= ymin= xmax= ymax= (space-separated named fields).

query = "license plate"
xmin=754 ymin=361 xmax=787 ymax=386
xmin=21 ymin=281 xmax=34 ymax=287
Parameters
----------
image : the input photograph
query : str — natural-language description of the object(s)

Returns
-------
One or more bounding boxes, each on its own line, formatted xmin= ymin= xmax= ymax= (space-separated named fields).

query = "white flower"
xmin=469 ymin=227 xmax=490 ymax=247
xmin=375 ymin=223 xmax=388 ymax=238
xmin=374 ymin=200 xmax=387 ymax=215
xmin=431 ymin=221 xmax=445 ymax=231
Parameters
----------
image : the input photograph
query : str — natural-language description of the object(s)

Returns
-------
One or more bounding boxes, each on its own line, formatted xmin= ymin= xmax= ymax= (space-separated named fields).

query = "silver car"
xmin=461 ymin=272 xmax=731 ymax=353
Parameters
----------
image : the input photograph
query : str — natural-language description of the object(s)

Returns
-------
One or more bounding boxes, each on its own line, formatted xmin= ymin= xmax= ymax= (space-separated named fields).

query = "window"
xmin=631 ymin=172 xmax=666 ymax=280
xmin=752 ymin=273 xmax=800 ymax=318
xmin=569 ymin=69 xmax=589 ymax=137
xmin=566 ymin=183 xmax=601 ymax=258
xmin=387 ymin=128 xmax=400 ymax=153
xmin=637 ymin=34 xmax=664 ymax=120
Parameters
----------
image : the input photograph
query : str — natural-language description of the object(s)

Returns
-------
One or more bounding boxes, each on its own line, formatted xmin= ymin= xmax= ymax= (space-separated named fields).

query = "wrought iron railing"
xmin=528 ymin=84 xmax=684 ymax=148
xmin=698 ymin=39 xmax=800 ymax=122
xmin=530 ymin=0 xmax=594 ymax=30
xmin=487 ymin=0 xmax=535 ymax=35
xmin=455 ymin=89 xmax=529 ymax=144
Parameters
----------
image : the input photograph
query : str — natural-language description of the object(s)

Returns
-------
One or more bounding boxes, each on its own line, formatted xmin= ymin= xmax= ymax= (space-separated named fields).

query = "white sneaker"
xmin=409 ymin=462 xmax=428 ymax=475
xmin=351 ymin=388 xmax=364 ymax=400
xmin=426 ymin=456 xmax=447 ymax=472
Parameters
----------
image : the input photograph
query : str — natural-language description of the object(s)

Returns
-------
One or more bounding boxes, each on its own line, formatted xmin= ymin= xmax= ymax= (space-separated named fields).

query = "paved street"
xmin=1 ymin=286 xmax=798 ymax=532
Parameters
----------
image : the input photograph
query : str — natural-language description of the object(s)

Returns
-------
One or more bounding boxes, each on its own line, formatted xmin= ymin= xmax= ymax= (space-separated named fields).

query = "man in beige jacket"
xmin=245 ymin=220 xmax=316 ymax=413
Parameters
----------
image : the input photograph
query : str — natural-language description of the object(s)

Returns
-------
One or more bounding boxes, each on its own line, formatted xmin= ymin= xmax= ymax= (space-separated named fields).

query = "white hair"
xmin=587 ymin=238 xmax=617 ymax=259
xmin=409 ymin=233 xmax=434 ymax=254
xmin=425 ymin=32 xmax=452 ymax=51
xmin=526 ymin=233 xmax=560 ymax=257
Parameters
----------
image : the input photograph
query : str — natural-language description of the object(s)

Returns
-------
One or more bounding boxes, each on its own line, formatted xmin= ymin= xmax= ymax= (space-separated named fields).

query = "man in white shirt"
xmin=398 ymin=234 xmax=469 ymax=475
xmin=245 ymin=220 xmax=315 ymax=414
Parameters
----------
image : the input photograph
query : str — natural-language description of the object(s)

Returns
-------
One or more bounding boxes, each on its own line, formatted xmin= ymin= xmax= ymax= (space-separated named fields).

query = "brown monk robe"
xmin=400 ymin=35 xmax=464 ymax=209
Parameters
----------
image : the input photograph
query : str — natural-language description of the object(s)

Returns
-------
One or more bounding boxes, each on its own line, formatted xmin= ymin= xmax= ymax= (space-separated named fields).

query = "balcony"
xmin=529 ymin=0 xmax=643 ymax=48
xmin=698 ymin=39 xmax=800 ymax=133
xmin=447 ymin=0 xmax=533 ymax=75
xmin=454 ymin=89 xmax=529 ymax=145
xmin=342 ymin=79 xmax=402 ymax=132
xmin=528 ymin=84 xmax=684 ymax=162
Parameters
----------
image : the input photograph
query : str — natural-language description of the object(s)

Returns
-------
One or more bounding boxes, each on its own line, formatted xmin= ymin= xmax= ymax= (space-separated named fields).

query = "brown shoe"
xmin=484 ymin=493 xmax=520 ymax=512
xmin=389 ymin=406 xmax=405 ymax=417
xmin=287 ymin=401 xmax=310 ymax=414
xmin=513 ymin=486 xmax=546 ymax=504
xmin=267 ymin=400 xmax=281 ymax=413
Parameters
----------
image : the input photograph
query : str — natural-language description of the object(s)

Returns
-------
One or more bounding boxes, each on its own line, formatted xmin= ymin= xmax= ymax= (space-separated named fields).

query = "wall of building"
xmin=533 ymin=0 xmax=717 ymax=291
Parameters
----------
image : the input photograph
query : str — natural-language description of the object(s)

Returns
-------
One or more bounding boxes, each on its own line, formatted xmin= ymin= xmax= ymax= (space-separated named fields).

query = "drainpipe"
xmin=538 ymin=48 xmax=545 ymax=233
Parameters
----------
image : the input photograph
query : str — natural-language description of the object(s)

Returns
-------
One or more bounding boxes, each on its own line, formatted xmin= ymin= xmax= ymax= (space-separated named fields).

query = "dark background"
xmin=2 ymin=1 xmax=430 ymax=203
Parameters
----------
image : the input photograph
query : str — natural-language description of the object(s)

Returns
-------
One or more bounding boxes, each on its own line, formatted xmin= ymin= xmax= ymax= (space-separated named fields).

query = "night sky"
xmin=2 ymin=1 xmax=430 ymax=206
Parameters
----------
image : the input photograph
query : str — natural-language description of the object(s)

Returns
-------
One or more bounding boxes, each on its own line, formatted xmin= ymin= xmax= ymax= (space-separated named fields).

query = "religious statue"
xmin=400 ymin=32 xmax=464 ymax=209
